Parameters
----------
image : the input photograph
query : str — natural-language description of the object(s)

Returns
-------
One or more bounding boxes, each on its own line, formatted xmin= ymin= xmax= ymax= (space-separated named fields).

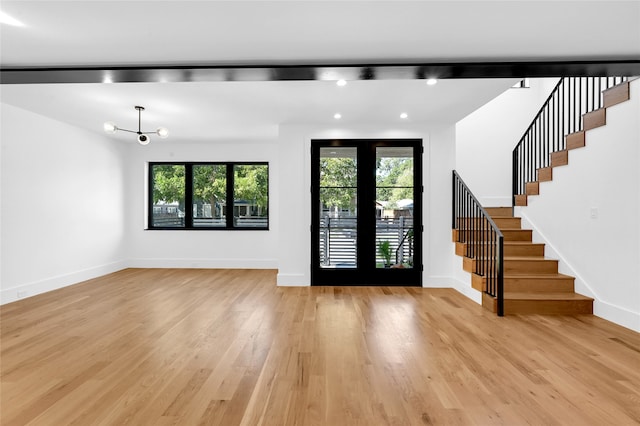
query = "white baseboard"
xmin=1 ymin=260 xmax=129 ymax=305
xmin=594 ymin=300 xmax=640 ymax=333
xmin=423 ymin=275 xmax=453 ymax=288
xmin=517 ymin=210 xmax=640 ymax=333
xmin=277 ymin=273 xmax=309 ymax=286
xmin=127 ymin=258 xmax=278 ymax=270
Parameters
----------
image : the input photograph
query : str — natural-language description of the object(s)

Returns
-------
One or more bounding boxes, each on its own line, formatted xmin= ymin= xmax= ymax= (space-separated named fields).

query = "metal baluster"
xmin=490 ymin=230 xmax=496 ymax=296
xmin=572 ymin=77 xmax=577 ymax=135
xmin=464 ymin=191 xmax=468 ymax=252
xmin=580 ymin=77 xmax=584 ymax=129
xmin=598 ymin=77 xmax=602 ymax=110
xmin=553 ymin=91 xmax=557 ymax=165
xmin=521 ymin=141 xmax=525 ymax=196
xmin=561 ymin=79 xmax=565 ymax=151
xmin=530 ymin=124 xmax=534 ymax=184
xmin=481 ymin=205 xmax=485 ymax=278
xmin=545 ymin=103 xmax=549 ymax=171
xmin=593 ymin=77 xmax=597 ymax=112
xmin=497 ymin=235 xmax=504 ymax=317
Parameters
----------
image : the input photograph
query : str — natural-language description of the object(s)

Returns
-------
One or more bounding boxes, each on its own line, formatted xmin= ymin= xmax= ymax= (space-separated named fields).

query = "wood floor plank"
xmin=2 ymin=268 xmax=639 ymax=425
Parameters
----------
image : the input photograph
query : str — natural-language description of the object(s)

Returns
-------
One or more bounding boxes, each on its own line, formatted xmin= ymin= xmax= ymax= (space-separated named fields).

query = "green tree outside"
xmin=152 ymin=164 xmax=269 ymax=216
xmin=153 ymin=165 xmax=185 ymax=210
xmin=377 ymin=157 xmax=413 ymax=208
xmin=320 ymin=157 xmax=357 ymax=210
xmin=234 ymin=165 xmax=268 ymax=213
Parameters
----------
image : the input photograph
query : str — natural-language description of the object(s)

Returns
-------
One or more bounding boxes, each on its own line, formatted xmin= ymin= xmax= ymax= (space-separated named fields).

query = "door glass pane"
xmin=151 ymin=164 xmax=186 ymax=228
xmin=192 ymin=165 xmax=226 ymax=227
xmin=375 ymin=147 xmax=414 ymax=268
xmin=319 ymin=147 xmax=357 ymax=268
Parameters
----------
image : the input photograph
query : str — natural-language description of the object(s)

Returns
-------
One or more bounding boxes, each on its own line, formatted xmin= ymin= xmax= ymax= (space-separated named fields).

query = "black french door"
xmin=311 ymin=139 xmax=422 ymax=286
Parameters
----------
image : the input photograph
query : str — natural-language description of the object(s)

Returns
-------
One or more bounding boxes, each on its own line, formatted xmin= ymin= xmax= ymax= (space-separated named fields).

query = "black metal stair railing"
xmin=452 ymin=170 xmax=504 ymax=316
xmin=512 ymin=76 xmax=628 ymax=204
xmin=395 ymin=228 xmax=413 ymax=265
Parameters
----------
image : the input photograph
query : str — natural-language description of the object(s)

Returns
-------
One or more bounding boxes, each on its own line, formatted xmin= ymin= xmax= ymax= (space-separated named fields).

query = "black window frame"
xmin=148 ymin=161 xmax=269 ymax=231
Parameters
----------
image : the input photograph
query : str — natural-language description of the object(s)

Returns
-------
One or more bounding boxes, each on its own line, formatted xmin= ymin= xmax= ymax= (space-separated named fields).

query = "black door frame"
xmin=311 ymin=139 xmax=423 ymax=286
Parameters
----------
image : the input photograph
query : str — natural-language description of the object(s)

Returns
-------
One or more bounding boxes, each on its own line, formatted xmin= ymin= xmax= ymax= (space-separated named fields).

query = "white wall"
xmin=1 ymin=104 xmax=128 ymax=304
xmin=515 ymin=79 xmax=640 ymax=332
xmin=277 ymin=123 xmax=461 ymax=295
xmin=455 ymin=78 xmax=559 ymax=206
xmin=125 ymin=140 xmax=279 ymax=269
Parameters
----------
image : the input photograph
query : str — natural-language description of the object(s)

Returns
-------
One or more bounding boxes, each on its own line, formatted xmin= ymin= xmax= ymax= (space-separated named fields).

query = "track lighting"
xmin=104 ymin=106 xmax=168 ymax=145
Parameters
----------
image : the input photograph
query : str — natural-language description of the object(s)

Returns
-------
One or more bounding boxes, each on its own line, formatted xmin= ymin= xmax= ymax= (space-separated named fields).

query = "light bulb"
xmin=137 ymin=134 xmax=151 ymax=145
xmin=426 ymin=78 xmax=438 ymax=86
xmin=103 ymin=122 xmax=117 ymax=134
xmin=156 ymin=127 xmax=169 ymax=139
xmin=334 ymin=113 xmax=342 ymax=120
xmin=336 ymin=79 xmax=347 ymax=87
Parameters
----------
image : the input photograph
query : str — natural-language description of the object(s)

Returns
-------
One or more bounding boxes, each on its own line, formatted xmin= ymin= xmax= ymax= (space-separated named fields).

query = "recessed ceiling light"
xmin=336 ymin=79 xmax=347 ymax=87
xmin=400 ymin=113 xmax=408 ymax=119
xmin=426 ymin=78 xmax=438 ymax=86
xmin=0 ymin=11 xmax=25 ymax=27
xmin=334 ymin=113 xmax=342 ymax=119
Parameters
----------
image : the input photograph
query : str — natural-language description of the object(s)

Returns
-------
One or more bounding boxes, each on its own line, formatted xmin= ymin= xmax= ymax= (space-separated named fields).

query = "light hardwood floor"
xmin=1 ymin=269 xmax=639 ymax=425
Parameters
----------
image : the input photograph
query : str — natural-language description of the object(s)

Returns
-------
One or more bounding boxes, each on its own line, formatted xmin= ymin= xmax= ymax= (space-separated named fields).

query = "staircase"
xmin=454 ymin=206 xmax=593 ymax=315
xmin=454 ymin=77 xmax=633 ymax=316
xmin=514 ymin=80 xmax=631 ymax=206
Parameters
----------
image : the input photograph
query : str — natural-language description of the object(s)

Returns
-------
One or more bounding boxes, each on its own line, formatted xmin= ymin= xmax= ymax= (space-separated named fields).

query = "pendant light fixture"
xmin=104 ymin=106 xmax=168 ymax=145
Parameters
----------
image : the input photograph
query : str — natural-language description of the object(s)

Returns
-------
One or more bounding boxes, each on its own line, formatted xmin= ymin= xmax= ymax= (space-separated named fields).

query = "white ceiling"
xmin=1 ymin=1 xmax=639 ymax=142
xmin=2 ymin=1 xmax=639 ymax=66
xmin=0 ymin=79 xmax=521 ymax=141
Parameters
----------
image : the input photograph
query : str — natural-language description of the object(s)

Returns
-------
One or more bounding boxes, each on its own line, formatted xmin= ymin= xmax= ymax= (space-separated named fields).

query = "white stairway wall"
xmin=1 ymin=104 xmax=128 ymax=304
xmin=455 ymin=78 xmax=558 ymax=206
xmin=516 ymin=79 xmax=640 ymax=332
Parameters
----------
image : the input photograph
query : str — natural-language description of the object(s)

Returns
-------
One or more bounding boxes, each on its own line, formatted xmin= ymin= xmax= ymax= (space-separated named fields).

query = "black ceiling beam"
xmin=1 ymin=60 xmax=639 ymax=84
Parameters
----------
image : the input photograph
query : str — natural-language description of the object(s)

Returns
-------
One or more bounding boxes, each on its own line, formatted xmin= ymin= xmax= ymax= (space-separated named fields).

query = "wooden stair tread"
xmin=484 ymin=207 xmax=512 ymax=218
xmin=504 ymin=273 xmax=573 ymax=280
xmin=465 ymin=242 xmax=544 ymax=248
xmin=505 ymin=292 xmax=593 ymax=301
xmin=459 ymin=242 xmax=541 ymax=247
xmin=472 ymin=256 xmax=553 ymax=260
xmin=462 ymin=241 xmax=538 ymax=244
xmin=456 ymin=205 xmax=594 ymax=315
xmin=515 ymin=194 xmax=528 ymax=206
xmin=551 ymin=150 xmax=569 ymax=167
xmin=583 ymin=108 xmax=606 ymax=130
xmin=603 ymin=81 xmax=630 ymax=108
xmin=504 ymin=256 xmax=553 ymax=261
xmin=538 ymin=167 xmax=553 ymax=182
xmin=471 ymin=256 xmax=554 ymax=261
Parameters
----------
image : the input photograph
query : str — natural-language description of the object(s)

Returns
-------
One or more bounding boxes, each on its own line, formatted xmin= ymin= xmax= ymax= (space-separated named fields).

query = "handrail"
xmin=512 ymin=76 xmax=628 ymax=205
xmin=452 ymin=170 xmax=504 ymax=316
xmin=395 ymin=228 xmax=413 ymax=265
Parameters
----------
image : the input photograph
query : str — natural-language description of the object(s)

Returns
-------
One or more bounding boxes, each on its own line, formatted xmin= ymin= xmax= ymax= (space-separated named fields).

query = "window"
xmin=149 ymin=162 xmax=268 ymax=230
